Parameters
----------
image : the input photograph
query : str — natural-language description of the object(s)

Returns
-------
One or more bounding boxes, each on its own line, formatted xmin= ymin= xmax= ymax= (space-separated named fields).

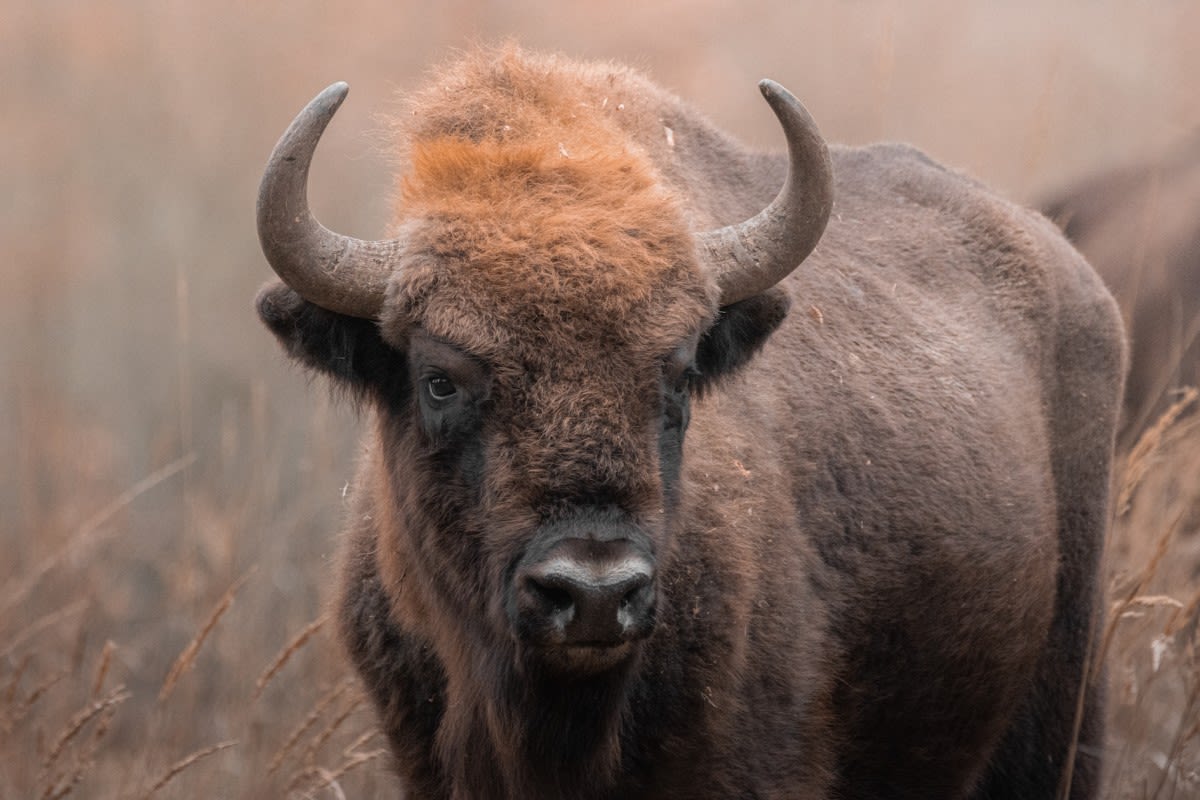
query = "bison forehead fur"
xmin=385 ymin=136 xmax=713 ymax=365
xmin=256 ymin=45 xmax=1125 ymax=800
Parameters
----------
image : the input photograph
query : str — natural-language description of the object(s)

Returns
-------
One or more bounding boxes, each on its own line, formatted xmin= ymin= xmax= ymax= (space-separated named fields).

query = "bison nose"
xmin=516 ymin=545 xmax=656 ymax=648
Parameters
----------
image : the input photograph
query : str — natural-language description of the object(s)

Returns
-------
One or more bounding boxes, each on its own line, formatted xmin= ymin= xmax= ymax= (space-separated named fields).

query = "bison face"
xmin=258 ymin=275 xmax=788 ymax=675
xmin=400 ymin=322 xmax=712 ymax=675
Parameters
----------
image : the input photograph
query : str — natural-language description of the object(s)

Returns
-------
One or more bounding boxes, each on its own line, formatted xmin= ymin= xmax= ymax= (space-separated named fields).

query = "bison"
xmin=1042 ymin=134 xmax=1200 ymax=442
xmin=255 ymin=48 xmax=1124 ymax=799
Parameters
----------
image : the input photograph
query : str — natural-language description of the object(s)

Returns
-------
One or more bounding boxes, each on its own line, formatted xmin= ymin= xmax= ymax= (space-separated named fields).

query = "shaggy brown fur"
xmin=257 ymin=46 xmax=1125 ymax=799
xmin=1042 ymin=134 xmax=1200 ymax=443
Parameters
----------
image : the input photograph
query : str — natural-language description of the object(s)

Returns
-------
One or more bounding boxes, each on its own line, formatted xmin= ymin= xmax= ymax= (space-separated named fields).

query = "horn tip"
xmin=758 ymin=78 xmax=781 ymax=98
xmin=756 ymin=79 xmax=821 ymax=138
xmin=320 ymin=81 xmax=351 ymax=105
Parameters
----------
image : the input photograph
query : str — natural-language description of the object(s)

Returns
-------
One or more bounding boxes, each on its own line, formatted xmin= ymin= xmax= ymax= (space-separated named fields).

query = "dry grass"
xmin=1102 ymin=409 xmax=1200 ymax=799
xmin=254 ymin=614 xmax=331 ymax=701
xmin=2 ymin=1 xmax=1198 ymax=797
xmin=140 ymin=740 xmax=238 ymax=800
xmin=157 ymin=568 xmax=254 ymax=703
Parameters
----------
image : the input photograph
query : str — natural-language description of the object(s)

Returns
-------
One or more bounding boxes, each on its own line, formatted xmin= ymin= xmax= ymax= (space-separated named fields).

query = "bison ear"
xmin=256 ymin=283 xmax=407 ymax=405
xmin=692 ymin=288 xmax=791 ymax=395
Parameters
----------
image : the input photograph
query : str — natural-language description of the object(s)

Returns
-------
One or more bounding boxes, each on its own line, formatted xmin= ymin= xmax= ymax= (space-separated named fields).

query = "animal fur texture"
xmin=257 ymin=46 xmax=1125 ymax=799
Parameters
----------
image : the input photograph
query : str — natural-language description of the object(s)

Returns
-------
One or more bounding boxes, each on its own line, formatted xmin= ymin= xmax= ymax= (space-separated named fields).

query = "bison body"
xmin=256 ymin=48 xmax=1124 ymax=799
xmin=1042 ymin=135 xmax=1200 ymax=441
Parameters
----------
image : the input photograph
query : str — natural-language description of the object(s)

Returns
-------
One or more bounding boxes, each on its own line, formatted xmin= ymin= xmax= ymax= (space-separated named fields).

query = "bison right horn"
xmin=257 ymin=82 xmax=401 ymax=319
xmin=697 ymin=80 xmax=834 ymax=306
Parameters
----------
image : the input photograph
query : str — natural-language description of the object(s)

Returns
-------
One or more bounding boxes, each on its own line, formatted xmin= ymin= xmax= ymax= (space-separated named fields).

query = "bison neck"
xmin=438 ymin=649 xmax=637 ymax=800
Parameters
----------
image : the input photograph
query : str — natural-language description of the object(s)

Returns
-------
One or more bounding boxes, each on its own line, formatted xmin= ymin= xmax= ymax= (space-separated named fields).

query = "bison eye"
xmin=426 ymin=375 xmax=458 ymax=401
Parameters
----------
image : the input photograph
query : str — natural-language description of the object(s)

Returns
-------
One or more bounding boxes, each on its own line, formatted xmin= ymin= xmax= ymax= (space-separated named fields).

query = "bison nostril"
xmin=527 ymin=578 xmax=575 ymax=615
xmin=618 ymin=576 xmax=649 ymax=611
xmin=617 ymin=580 xmax=654 ymax=632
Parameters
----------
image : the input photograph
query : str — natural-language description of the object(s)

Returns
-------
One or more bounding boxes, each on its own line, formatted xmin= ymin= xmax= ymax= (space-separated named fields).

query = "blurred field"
xmin=2 ymin=1 xmax=1198 ymax=797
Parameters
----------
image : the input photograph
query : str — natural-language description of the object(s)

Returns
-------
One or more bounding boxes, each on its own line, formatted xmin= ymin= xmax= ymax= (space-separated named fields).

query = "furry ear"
xmin=692 ymin=287 xmax=791 ymax=395
xmin=256 ymin=283 xmax=408 ymax=407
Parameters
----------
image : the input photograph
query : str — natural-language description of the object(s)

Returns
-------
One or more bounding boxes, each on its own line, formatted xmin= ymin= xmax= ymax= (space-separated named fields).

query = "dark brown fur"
xmin=258 ymin=47 xmax=1125 ymax=799
xmin=1042 ymin=133 xmax=1200 ymax=443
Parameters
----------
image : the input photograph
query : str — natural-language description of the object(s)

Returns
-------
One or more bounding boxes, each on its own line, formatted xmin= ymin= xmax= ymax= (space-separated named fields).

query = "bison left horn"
xmin=257 ymin=82 xmax=400 ymax=319
xmin=697 ymin=80 xmax=833 ymax=306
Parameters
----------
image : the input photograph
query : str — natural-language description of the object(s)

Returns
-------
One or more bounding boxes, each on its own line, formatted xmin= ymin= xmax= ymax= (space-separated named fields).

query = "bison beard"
xmin=255 ymin=46 xmax=1124 ymax=799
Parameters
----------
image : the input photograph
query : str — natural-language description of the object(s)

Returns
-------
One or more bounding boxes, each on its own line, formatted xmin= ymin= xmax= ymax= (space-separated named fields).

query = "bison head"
xmin=255 ymin=72 xmax=831 ymax=678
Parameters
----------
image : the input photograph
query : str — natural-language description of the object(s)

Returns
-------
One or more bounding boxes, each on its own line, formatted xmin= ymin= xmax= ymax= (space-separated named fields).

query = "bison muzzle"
xmin=510 ymin=508 xmax=658 ymax=672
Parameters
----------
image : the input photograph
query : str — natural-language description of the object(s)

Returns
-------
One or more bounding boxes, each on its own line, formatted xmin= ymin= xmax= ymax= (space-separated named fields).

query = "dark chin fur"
xmin=442 ymin=638 xmax=640 ymax=800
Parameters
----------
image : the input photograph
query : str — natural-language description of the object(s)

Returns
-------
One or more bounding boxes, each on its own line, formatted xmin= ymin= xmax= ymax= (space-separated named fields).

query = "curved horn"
xmin=697 ymin=80 xmax=833 ymax=306
xmin=257 ymin=82 xmax=401 ymax=319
